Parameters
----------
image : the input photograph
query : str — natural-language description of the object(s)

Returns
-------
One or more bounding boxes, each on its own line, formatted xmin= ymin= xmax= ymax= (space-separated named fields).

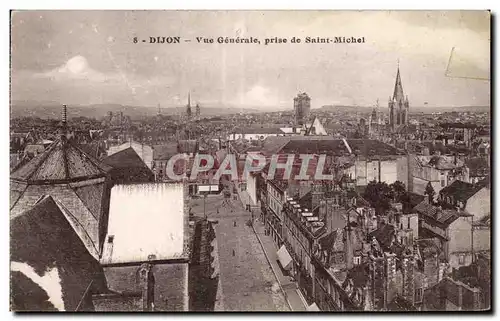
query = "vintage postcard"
xmin=10 ymin=10 xmax=491 ymax=312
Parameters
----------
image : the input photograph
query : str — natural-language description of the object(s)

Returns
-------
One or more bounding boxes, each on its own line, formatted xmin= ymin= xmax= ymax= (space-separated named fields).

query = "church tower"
xmin=388 ymin=64 xmax=410 ymax=130
xmin=186 ymin=92 xmax=192 ymax=119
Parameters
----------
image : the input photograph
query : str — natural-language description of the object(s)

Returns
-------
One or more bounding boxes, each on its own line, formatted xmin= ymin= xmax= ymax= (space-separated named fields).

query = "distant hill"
xmin=317 ymin=105 xmax=371 ymax=113
xmin=10 ymin=101 xmax=261 ymax=120
xmin=317 ymin=105 xmax=490 ymax=114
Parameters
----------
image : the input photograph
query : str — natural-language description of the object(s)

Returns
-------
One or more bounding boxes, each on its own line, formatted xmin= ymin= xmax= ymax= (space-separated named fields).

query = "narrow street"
xmin=190 ymin=193 xmax=289 ymax=311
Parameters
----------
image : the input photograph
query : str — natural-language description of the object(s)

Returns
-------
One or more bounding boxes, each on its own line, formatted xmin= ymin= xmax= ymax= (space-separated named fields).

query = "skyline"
xmin=11 ymin=11 xmax=490 ymax=110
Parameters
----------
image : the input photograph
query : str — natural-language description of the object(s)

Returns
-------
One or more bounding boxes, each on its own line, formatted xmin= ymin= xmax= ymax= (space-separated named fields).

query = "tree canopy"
xmin=363 ymin=180 xmax=395 ymax=215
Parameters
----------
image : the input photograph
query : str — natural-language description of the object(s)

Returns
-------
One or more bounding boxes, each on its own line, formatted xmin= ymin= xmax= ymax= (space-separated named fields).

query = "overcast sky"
xmin=11 ymin=10 xmax=490 ymax=110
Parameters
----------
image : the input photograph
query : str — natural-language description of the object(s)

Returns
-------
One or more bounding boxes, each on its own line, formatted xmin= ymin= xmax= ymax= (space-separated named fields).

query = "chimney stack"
xmin=138 ymin=263 xmax=155 ymax=311
xmin=62 ymin=104 xmax=67 ymax=125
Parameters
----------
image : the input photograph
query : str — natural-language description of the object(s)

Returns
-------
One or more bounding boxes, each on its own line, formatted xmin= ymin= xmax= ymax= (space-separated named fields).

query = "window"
xmin=407 ymin=217 xmax=411 ymax=229
xmin=353 ymin=256 xmax=361 ymax=265
xmin=441 ymin=180 xmax=446 ymax=187
xmin=415 ymin=288 xmax=423 ymax=303
xmin=459 ymin=254 xmax=465 ymax=265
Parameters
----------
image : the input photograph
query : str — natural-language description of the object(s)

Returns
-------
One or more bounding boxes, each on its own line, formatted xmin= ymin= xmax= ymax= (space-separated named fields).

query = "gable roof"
xmin=414 ymin=201 xmax=464 ymax=227
xmin=439 ymin=180 xmax=479 ymax=201
xmin=102 ymin=148 xmax=154 ymax=184
xmin=103 ymin=147 xmax=149 ymax=170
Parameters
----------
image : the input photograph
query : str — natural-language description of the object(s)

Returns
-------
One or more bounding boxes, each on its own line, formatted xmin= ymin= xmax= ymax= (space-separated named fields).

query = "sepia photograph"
xmin=9 ymin=10 xmax=491 ymax=312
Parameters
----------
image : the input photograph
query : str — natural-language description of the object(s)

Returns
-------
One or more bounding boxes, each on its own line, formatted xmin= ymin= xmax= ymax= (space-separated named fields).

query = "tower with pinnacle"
xmin=186 ymin=92 xmax=192 ymax=119
xmin=388 ymin=63 xmax=409 ymax=131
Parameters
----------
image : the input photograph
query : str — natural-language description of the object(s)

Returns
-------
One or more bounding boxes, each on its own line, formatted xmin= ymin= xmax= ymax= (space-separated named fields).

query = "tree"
xmin=390 ymin=181 xmax=413 ymax=213
xmin=363 ymin=180 xmax=395 ymax=215
xmin=390 ymin=181 xmax=407 ymax=202
xmin=424 ymin=182 xmax=435 ymax=204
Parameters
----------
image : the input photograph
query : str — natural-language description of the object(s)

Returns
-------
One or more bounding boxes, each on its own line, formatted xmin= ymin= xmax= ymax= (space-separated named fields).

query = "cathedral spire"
xmin=393 ymin=64 xmax=405 ymax=104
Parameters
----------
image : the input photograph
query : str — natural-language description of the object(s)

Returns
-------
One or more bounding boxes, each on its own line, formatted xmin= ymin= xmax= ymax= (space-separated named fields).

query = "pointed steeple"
xmin=393 ymin=65 xmax=405 ymax=103
xmin=186 ymin=92 xmax=192 ymax=118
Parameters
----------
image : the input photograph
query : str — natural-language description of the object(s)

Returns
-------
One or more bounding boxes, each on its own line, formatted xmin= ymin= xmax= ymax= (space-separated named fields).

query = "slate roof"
xmin=368 ymin=223 xmax=395 ymax=251
xmin=408 ymin=192 xmax=425 ymax=208
xmin=277 ymin=138 xmax=403 ymax=157
xmin=280 ymin=139 xmax=349 ymax=155
xmin=10 ymin=137 xmax=111 ymax=259
xmin=11 ymin=137 xmax=108 ymax=184
xmin=152 ymin=143 xmax=178 ymax=160
xmin=236 ymin=127 xmax=285 ymax=134
xmin=439 ymin=180 xmax=479 ymax=201
xmin=102 ymin=148 xmax=154 ymax=184
xmin=465 ymin=157 xmax=489 ymax=177
xmin=10 ymin=196 xmax=106 ymax=311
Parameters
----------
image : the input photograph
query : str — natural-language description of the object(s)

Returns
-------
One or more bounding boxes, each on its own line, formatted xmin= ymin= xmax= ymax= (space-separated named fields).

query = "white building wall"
xmin=465 ymin=187 xmax=490 ymax=220
xmin=246 ymin=173 xmax=258 ymax=206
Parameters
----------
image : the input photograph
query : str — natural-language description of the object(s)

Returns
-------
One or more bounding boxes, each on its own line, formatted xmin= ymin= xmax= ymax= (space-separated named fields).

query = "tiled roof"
xmin=414 ymin=201 xmax=461 ymax=226
xmin=11 ymin=137 xmax=108 ymax=184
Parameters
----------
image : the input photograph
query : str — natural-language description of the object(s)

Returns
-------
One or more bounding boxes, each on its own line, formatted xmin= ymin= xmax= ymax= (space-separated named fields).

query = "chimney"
xmin=385 ymin=252 xmax=398 ymax=303
xmin=344 ymin=224 xmax=354 ymax=270
xmin=401 ymin=254 xmax=416 ymax=305
xmin=138 ymin=263 xmax=155 ymax=311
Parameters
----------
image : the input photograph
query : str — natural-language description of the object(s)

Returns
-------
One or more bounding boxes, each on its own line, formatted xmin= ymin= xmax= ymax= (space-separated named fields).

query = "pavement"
xmin=251 ymin=211 xmax=308 ymax=311
xmin=190 ymin=193 xmax=289 ymax=311
xmin=233 ymin=187 xmax=308 ymax=311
